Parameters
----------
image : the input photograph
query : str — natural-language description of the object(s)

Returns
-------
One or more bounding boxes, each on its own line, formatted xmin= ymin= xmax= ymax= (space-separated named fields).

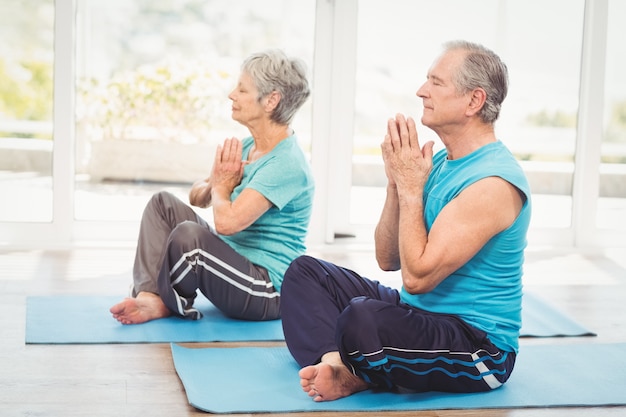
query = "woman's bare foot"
xmin=110 ymin=291 xmax=171 ymax=324
xmin=299 ymin=352 xmax=369 ymax=402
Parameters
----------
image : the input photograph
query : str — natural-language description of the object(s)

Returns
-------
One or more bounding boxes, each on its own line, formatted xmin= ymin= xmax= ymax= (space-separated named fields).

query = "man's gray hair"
xmin=241 ymin=49 xmax=310 ymax=125
xmin=444 ymin=40 xmax=508 ymax=124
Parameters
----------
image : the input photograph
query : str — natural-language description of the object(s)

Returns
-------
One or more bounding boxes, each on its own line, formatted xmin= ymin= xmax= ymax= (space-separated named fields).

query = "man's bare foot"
xmin=299 ymin=352 xmax=369 ymax=402
xmin=110 ymin=291 xmax=171 ymax=324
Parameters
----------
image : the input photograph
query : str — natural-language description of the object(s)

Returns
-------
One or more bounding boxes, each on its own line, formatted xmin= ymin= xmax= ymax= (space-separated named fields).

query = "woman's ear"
xmin=264 ymin=91 xmax=281 ymax=113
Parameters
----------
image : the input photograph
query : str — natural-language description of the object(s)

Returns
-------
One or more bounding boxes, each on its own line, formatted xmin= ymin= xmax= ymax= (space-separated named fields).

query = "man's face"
xmin=416 ymin=49 xmax=472 ymax=132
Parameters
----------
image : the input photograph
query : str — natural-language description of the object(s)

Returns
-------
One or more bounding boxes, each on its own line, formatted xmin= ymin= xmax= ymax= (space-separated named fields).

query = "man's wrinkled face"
xmin=416 ymin=49 xmax=472 ymax=132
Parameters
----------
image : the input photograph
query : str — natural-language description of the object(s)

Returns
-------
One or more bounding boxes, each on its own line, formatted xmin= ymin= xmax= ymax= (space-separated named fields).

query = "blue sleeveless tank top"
xmin=400 ymin=141 xmax=531 ymax=352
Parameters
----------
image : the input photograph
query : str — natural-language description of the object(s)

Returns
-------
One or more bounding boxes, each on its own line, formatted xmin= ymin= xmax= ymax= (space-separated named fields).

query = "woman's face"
xmin=228 ymin=71 xmax=266 ymax=127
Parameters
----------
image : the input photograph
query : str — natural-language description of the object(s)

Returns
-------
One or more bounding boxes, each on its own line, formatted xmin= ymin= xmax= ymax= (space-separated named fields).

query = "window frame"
xmin=0 ymin=0 xmax=623 ymax=249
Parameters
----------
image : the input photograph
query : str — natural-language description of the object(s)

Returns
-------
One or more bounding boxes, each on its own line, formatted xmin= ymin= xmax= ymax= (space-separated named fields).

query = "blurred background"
xmin=0 ymin=0 xmax=624 ymax=248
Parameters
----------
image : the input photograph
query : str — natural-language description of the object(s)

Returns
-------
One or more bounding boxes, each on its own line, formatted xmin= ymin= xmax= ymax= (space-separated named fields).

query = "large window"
xmin=0 ymin=1 xmax=54 ymax=222
xmin=351 ymin=0 xmax=585 ymax=234
xmin=74 ymin=0 xmax=315 ymax=224
xmin=0 ymin=0 xmax=623 ymax=248
xmin=598 ymin=0 xmax=626 ymax=232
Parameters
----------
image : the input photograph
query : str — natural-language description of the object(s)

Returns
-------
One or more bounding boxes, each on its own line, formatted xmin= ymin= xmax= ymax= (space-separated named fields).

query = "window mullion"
xmin=572 ymin=0 xmax=608 ymax=247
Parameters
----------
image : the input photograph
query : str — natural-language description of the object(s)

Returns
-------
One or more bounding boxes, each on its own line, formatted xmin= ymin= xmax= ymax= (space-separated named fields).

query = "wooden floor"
xmin=1 ymin=243 xmax=626 ymax=417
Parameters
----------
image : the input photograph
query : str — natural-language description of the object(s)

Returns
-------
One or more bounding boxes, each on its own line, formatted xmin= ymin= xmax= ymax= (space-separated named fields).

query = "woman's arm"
xmin=189 ymin=176 xmax=212 ymax=208
xmin=210 ymin=138 xmax=273 ymax=235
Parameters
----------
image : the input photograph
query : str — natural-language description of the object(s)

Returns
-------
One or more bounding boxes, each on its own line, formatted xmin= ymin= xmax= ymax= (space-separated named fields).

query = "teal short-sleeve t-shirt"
xmin=220 ymin=135 xmax=314 ymax=291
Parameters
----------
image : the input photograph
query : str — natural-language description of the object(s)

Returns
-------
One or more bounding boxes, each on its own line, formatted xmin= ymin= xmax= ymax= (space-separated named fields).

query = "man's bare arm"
xmin=377 ymin=114 xmax=432 ymax=274
xmin=398 ymin=177 xmax=524 ymax=294
xmin=374 ymin=184 xmax=401 ymax=271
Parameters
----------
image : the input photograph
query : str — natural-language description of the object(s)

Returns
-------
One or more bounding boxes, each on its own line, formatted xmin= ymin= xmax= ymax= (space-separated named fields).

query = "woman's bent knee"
xmin=167 ymin=221 xmax=212 ymax=250
xmin=150 ymin=190 xmax=177 ymax=207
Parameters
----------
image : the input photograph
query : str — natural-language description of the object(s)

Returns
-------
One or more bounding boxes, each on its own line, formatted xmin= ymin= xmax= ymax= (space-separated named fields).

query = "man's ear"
xmin=264 ymin=91 xmax=281 ymax=113
xmin=467 ymin=88 xmax=486 ymax=116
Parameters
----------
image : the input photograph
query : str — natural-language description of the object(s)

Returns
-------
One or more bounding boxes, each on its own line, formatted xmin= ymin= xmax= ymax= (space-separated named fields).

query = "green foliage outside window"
xmin=0 ymin=59 xmax=53 ymax=138
xmin=608 ymin=101 xmax=626 ymax=142
xmin=77 ymin=61 xmax=234 ymax=144
xmin=525 ymin=109 xmax=578 ymax=129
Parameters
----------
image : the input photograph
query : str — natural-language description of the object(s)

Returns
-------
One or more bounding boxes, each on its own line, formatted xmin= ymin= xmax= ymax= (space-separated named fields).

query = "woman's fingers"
xmin=218 ymin=137 xmax=243 ymax=164
xmin=232 ymin=137 xmax=243 ymax=162
xmin=214 ymin=144 xmax=222 ymax=164
xmin=221 ymin=138 xmax=233 ymax=161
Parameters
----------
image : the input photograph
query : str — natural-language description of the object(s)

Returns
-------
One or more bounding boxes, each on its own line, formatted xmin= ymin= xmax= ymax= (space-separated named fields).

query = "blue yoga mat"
xmin=520 ymin=292 xmax=596 ymax=337
xmin=25 ymin=295 xmax=283 ymax=344
xmin=171 ymin=342 xmax=626 ymax=413
xmin=25 ymin=292 xmax=594 ymax=344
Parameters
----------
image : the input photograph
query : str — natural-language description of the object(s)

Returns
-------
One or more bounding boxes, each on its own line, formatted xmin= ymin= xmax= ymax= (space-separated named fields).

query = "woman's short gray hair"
xmin=443 ymin=40 xmax=508 ymax=124
xmin=241 ymin=49 xmax=311 ymax=125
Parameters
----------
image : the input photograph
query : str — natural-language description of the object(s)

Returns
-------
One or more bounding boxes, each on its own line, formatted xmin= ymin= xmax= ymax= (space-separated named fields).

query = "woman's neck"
xmin=247 ymin=122 xmax=291 ymax=161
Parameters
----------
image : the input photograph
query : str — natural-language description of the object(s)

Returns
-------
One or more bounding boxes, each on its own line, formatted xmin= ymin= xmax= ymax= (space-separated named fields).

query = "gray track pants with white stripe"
xmin=133 ymin=191 xmax=280 ymax=321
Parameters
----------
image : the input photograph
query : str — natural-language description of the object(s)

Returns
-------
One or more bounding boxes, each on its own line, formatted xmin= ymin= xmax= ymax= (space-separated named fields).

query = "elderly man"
xmin=280 ymin=40 xmax=531 ymax=401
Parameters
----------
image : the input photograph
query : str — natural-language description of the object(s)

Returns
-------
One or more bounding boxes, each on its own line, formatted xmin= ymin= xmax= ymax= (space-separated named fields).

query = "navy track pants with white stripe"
xmin=281 ymin=255 xmax=516 ymax=393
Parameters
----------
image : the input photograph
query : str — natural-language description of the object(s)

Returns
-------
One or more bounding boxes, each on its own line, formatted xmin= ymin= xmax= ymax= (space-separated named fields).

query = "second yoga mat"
xmin=25 ymin=291 xmax=594 ymax=344
xmin=25 ymin=295 xmax=284 ymax=344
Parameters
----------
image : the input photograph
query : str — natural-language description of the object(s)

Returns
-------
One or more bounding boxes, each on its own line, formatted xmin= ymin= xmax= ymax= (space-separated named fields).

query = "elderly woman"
xmin=110 ymin=49 xmax=314 ymax=324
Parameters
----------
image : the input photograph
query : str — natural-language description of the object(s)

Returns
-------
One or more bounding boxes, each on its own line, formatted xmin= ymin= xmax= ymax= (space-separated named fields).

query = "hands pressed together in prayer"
xmin=212 ymin=137 xmax=246 ymax=194
xmin=188 ymin=138 xmax=245 ymax=208
xmin=381 ymin=114 xmax=435 ymax=192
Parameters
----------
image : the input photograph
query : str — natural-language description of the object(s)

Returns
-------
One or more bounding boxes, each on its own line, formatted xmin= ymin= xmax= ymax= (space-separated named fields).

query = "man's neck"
xmin=438 ymin=124 xmax=496 ymax=160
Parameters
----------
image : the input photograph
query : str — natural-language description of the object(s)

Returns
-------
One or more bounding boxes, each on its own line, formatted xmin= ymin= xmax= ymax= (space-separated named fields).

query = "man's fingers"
xmin=385 ymin=114 xmax=421 ymax=155
xmin=395 ymin=113 xmax=411 ymax=148
xmin=387 ymin=118 xmax=399 ymax=150
xmin=423 ymin=141 xmax=435 ymax=160
xmin=407 ymin=117 xmax=420 ymax=150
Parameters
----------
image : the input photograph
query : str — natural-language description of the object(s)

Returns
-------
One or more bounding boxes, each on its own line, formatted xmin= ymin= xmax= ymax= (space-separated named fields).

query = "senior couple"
xmin=110 ymin=41 xmax=531 ymax=402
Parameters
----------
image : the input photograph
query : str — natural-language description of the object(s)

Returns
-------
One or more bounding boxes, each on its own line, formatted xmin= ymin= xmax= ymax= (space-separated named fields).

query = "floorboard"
xmin=1 ymin=245 xmax=625 ymax=417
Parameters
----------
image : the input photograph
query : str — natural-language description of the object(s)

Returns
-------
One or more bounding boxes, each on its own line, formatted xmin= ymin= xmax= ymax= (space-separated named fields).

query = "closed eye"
xmin=427 ymin=73 xmax=445 ymax=86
